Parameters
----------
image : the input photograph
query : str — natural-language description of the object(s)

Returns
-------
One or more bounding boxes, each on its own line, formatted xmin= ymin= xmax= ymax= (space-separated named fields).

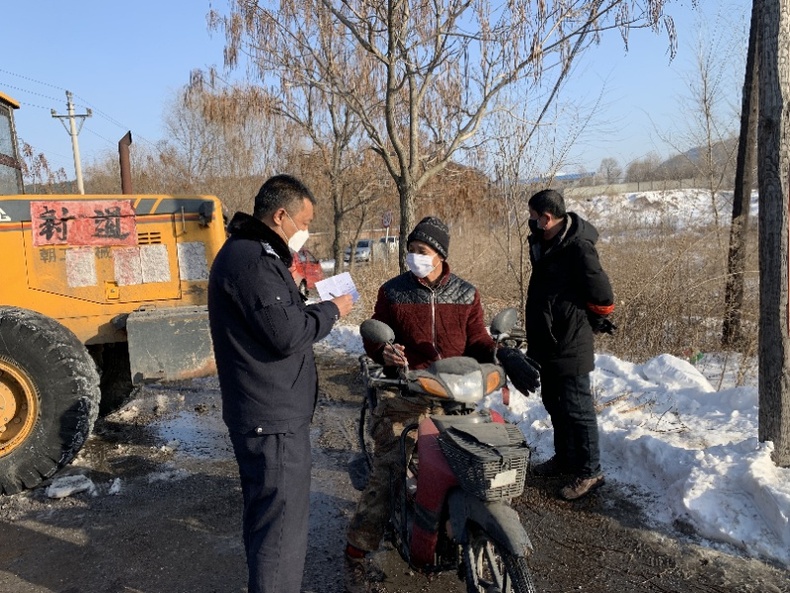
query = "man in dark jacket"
xmin=526 ymin=189 xmax=615 ymax=501
xmin=208 ymin=174 xmax=353 ymax=593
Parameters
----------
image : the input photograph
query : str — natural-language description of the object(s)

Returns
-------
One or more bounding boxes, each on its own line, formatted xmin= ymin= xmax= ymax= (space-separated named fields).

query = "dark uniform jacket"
xmin=208 ymin=212 xmax=339 ymax=434
xmin=364 ymin=263 xmax=496 ymax=370
xmin=526 ymin=212 xmax=614 ymax=377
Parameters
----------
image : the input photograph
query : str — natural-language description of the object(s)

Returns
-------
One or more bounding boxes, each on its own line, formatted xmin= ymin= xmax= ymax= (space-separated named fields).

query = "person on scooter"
xmin=344 ymin=216 xmax=539 ymax=591
xmin=525 ymin=188 xmax=615 ymax=501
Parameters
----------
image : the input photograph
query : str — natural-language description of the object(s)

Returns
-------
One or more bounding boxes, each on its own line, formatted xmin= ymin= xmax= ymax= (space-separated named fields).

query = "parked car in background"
xmin=379 ymin=235 xmax=399 ymax=251
xmin=343 ymin=238 xmax=374 ymax=263
xmin=290 ymin=247 xmax=324 ymax=297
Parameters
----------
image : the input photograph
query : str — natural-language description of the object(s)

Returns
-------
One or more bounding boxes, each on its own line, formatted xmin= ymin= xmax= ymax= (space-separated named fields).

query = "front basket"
xmin=438 ymin=423 xmax=530 ymax=501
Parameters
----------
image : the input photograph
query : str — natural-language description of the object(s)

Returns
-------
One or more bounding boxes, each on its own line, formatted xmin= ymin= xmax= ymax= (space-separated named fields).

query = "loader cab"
xmin=0 ymin=91 xmax=24 ymax=195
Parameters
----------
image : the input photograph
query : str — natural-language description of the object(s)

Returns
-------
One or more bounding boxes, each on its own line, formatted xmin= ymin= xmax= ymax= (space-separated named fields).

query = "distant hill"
xmin=655 ymin=137 xmax=739 ymax=183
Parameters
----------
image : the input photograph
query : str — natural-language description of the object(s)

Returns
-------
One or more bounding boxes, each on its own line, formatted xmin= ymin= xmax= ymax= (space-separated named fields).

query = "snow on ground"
xmin=568 ymin=188 xmax=759 ymax=231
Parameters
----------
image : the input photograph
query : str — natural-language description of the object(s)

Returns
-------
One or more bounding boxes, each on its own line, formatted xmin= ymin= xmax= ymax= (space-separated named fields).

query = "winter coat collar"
xmin=226 ymin=211 xmax=293 ymax=267
xmin=415 ymin=260 xmax=451 ymax=288
xmin=530 ymin=212 xmax=599 ymax=259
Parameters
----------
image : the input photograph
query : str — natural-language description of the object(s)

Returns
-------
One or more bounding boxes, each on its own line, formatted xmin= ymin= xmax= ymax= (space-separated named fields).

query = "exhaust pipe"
xmin=118 ymin=131 xmax=133 ymax=194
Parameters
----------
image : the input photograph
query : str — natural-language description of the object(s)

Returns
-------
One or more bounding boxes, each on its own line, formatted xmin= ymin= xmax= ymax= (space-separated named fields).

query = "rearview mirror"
xmin=490 ymin=308 xmax=518 ymax=337
xmin=360 ymin=319 xmax=395 ymax=345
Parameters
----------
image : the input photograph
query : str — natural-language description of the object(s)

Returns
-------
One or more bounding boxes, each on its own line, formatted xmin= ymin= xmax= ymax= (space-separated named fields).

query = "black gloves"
xmin=588 ymin=314 xmax=617 ymax=335
xmin=497 ymin=347 xmax=541 ymax=394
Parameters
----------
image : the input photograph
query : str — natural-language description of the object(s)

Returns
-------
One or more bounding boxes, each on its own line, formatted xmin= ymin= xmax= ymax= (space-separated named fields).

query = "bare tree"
xmin=757 ymin=0 xmax=790 ymax=467
xmin=466 ymin=77 xmax=602 ymax=319
xmin=624 ymin=152 xmax=664 ymax=183
xmin=723 ymin=0 xmax=759 ymax=349
xmin=195 ymin=10 xmax=389 ymax=270
xmin=20 ymin=142 xmax=69 ymax=193
xmin=84 ymin=87 xmax=280 ymax=211
xmin=657 ymin=12 xmax=742 ymax=242
xmin=597 ymin=157 xmax=622 ymax=184
xmin=212 ymin=0 xmax=676 ymax=268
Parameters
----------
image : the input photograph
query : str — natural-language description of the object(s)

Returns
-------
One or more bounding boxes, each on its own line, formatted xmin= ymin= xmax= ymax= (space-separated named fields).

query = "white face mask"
xmin=284 ymin=211 xmax=309 ymax=253
xmin=406 ymin=252 xmax=437 ymax=278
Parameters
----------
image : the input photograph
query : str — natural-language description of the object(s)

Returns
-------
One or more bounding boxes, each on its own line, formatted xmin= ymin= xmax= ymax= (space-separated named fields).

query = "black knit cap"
xmin=407 ymin=216 xmax=450 ymax=259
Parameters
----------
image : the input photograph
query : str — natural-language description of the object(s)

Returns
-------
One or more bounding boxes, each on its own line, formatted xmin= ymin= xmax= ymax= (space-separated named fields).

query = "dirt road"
xmin=1 ymin=350 xmax=788 ymax=593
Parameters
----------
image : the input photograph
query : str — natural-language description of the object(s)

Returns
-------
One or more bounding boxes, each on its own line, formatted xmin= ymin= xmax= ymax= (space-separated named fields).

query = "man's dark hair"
xmin=252 ymin=174 xmax=316 ymax=219
xmin=528 ymin=189 xmax=567 ymax=219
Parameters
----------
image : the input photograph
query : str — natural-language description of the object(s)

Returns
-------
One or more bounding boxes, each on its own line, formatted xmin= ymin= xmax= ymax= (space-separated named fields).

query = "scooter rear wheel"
xmin=462 ymin=521 xmax=536 ymax=593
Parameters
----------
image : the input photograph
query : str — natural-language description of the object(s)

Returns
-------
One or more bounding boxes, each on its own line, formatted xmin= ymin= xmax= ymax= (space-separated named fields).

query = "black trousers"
xmin=229 ymin=419 xmax=312 ymax=593
xmin=540 ymin=372 xmax=602 ymax=477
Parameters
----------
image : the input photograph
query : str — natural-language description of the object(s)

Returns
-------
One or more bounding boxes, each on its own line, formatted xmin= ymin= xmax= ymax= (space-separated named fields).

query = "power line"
xmin=0 ymin=68 xmax=64 ymax=91
xmin=72 ymin=93 xmax=131 ymax=132
xmin=1 ymin=68 xmax=156 ymax=149
xmin=0 ymin=81 xmax=62 ymax=104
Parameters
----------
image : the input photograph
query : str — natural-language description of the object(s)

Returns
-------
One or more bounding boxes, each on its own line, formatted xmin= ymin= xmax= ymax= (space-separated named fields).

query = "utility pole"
xmin=51 ymin=91 xmax=91 ymax=194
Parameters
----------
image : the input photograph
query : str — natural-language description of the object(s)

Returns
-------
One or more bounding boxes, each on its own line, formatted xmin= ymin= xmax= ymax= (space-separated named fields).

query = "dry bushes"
xmin=598 ymin=223 xmax=759 ymax=364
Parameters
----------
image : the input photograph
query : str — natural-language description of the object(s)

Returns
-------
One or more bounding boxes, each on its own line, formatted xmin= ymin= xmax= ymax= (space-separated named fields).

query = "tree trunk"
xmin=397 ymin=181 xmax=417 ymax=272
xmin=723 ymin=0 xmax=760 ymax=348
xmin=758 ymin=0 xmax=790 ymax=467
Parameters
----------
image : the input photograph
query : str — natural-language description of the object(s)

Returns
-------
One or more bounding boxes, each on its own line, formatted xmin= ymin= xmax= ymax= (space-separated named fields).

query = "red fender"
xmin=409 ymin=417 xmax=457 ymax=567
xmin=409 ymin=411 xmax=506 ymax=567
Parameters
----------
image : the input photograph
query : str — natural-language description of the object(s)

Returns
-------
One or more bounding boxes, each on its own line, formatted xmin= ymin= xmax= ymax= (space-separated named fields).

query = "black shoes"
xmin=344 ymin=544 xmax=385 ymax=593
xmin=344 ymin=556 xmax=369 ymax=593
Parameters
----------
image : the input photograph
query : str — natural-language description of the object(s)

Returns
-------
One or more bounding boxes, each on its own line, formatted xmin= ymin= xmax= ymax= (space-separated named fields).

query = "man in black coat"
xmin=525 ymin=189 xmax=615 ymax=501
xmin=208 ymin=174 xmax=353 ymax=593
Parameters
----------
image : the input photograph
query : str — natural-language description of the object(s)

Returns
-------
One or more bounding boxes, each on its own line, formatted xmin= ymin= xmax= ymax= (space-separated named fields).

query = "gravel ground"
xmin=0 ymin=349 xmax=788 ymax=593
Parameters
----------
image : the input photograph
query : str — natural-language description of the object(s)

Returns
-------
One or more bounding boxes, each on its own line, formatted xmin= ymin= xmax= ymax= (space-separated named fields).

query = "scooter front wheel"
xmin=462 ymin=521 xmax=536 ymax=593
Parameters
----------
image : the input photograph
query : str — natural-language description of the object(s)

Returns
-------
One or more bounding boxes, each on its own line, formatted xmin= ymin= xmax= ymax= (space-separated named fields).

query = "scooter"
xmin=356 ymin=308 xmax=537 ymax=593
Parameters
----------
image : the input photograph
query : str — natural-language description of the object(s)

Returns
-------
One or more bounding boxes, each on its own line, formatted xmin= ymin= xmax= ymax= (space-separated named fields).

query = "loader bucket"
xmin=125 ymin=306 xmax=216 ymax=384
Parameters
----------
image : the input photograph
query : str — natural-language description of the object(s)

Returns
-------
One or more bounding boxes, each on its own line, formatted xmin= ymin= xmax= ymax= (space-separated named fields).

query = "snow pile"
xmin=569 ymin=189 xmax=758 ymax=231
xmin=46 ymin=475 xmax=98 ymax=499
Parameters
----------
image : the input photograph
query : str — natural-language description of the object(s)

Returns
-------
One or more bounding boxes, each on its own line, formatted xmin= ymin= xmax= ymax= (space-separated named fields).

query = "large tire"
xmin=89 ymin=342 xmax=141 ymax=416
xmin=462 ymin=521 xmax=537 ymax=593
xmin=358 ymin=388 xmax=377 ymax=469
xmin=0 ymin=307 xmax=100 ymax=495
xmin=348 ymin=388 xmax=377 ymax=492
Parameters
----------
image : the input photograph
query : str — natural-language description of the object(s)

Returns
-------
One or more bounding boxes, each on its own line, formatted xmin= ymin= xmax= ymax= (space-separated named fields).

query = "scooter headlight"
xmin=436 ymin=369 xmax=484 ymax=403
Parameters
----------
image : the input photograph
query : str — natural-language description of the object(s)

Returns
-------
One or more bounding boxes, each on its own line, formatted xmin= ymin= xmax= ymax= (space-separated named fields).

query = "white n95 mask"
xmin=288 ymin=228 xmax=309 ymax=253
xmin=284 ymin=211 xmax=309 ymax=252
xmin=406 ymin=253 xmax=436 ymax=278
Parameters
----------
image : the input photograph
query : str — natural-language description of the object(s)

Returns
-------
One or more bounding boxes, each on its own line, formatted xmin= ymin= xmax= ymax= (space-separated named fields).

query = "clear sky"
xmin=0 ymin=1 xmax=229 ymax=176
xmin=565 ymin=0 xmax=750 ymax=172
xmin=0 ymin=0 xmax=749 ymax=182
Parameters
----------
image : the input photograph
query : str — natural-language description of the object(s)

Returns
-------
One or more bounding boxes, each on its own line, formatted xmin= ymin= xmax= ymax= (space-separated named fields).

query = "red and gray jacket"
xmin=364 ymin=264 xmax=496 ymax=369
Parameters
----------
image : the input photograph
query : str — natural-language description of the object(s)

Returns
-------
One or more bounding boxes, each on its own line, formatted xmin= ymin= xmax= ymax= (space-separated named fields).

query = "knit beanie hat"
xmin=407 ymin=216 xmax=450 ymax=259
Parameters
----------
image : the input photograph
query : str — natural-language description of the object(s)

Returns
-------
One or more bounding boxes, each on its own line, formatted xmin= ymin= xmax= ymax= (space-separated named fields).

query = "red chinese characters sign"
xmin=31 ymin=200 xmax=137 ymax=247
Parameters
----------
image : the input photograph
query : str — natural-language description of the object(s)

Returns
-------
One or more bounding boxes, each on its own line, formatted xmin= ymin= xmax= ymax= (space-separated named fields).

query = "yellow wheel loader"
xmin=0 ymin=91 xmax=226 ymax=494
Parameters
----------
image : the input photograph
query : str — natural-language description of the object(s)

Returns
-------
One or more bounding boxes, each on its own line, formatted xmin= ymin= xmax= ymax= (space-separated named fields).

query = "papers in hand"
xmin=315 ymin=272 xmax=360 ymax=303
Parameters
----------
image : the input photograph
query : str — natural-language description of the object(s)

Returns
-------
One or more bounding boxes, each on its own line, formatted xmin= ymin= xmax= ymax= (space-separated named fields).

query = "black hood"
xmin=529 ymin=211 xmax=599 ymax=249
xmin=563 ymin=212 xmax=599 ymax=245
xmin=226 ymin=211 xmax=293 ymax=267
